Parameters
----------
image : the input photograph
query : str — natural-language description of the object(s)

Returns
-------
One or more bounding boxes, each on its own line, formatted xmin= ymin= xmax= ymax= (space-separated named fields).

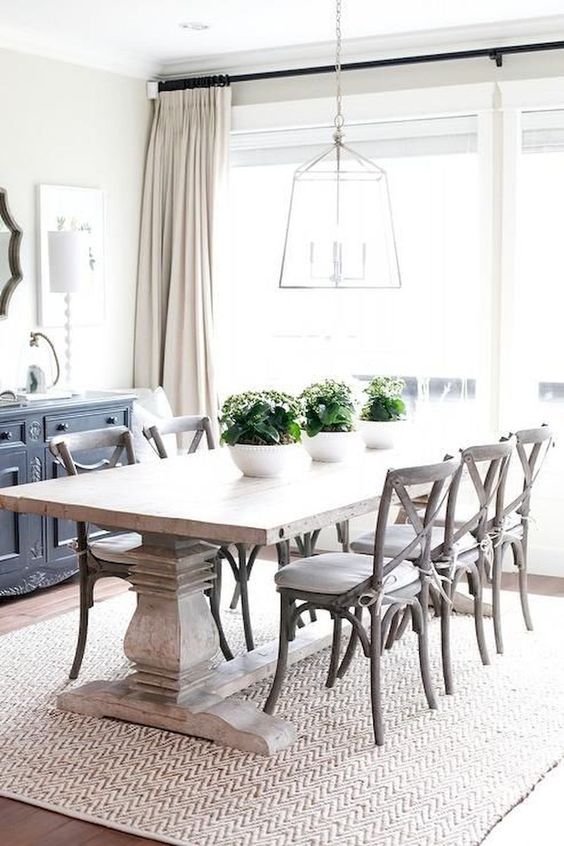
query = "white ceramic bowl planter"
xmin=302 ymin=431 xmax=360 ymax=463
xmin=228 ymin=443 xmax=304 ymax=478
xmin=358 ymin=420 xmax=404 ymax=450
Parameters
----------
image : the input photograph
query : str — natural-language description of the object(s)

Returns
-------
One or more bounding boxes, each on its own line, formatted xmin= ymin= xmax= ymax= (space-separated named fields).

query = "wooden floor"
xmin=0 ymin=569 xmax=563 ymax=845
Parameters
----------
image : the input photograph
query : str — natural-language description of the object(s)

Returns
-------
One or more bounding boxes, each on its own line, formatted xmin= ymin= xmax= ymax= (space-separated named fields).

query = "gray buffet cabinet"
xmin=0 ymin=392 xmax=135 ymax=596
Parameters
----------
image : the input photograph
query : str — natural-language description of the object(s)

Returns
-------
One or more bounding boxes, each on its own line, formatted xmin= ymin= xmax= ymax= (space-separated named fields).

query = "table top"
xmin=0 ymin=444 xmax=442 ymax=545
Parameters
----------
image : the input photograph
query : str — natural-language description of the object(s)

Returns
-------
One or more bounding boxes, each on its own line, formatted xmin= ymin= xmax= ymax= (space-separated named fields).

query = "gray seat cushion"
xmin=274 ymin=552 xmax=419 ymax=595
xmin=89 ymin=532 xmax=142 ymax=564
xmin=351 ymin=524 xmax=477 ymax=559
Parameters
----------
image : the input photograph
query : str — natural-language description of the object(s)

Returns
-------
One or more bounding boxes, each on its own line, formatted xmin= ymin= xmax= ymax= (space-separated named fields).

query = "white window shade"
xmin=231 ymin=115 xmax=477 ymax=166
xmin=522 ymin=109 xmax=564 ymax=153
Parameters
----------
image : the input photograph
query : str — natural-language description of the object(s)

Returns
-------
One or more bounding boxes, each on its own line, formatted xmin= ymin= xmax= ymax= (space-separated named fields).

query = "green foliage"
xmin=300 ymin=379 xmax=357 ymax=437
xmin=360 ymin=376 xmax=406 ymax=422
xmin=220 ymin=390 xmax=302 ymax=446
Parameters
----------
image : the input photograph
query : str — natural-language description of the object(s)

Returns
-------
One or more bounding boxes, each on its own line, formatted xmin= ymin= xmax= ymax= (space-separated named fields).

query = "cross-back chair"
xmin=144 ymin=415 xmax=255 ymax=657
xmin=351 ymin=440 xmax=514 ymax=694
xmin=49 ymin=426 xmax=140 ymax=679
xmin=264 ymin=455 xmax=460 ymax=746
xmin=489 ymin=424 xmax=553 ymax=653
xmin=143 ymin=414 xmax=215 ymax=458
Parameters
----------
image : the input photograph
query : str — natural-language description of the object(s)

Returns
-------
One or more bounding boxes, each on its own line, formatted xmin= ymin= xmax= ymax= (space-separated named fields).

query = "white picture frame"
xmin=38 ymin=184 xmax=106 ymax=327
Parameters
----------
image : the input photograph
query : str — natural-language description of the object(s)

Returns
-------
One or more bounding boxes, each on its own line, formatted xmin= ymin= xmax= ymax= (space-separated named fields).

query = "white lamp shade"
xmin=48 ymin=230 xmax=89 ymax=294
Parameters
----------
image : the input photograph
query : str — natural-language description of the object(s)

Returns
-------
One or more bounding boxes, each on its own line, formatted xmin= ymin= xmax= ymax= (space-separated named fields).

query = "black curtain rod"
xmin=158 ymin=39 xmax=564 ymax=92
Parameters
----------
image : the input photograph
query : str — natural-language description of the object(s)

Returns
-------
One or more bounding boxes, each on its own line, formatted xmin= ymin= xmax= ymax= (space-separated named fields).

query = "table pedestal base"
xmin=58 ymin=679 xmax=295 ymax=755
xmin=57 ymin=609 xmax=338 ymax=755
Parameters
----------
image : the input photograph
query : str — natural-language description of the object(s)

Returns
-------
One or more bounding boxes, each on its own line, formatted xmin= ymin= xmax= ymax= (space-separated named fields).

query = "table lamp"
xmin=48 ymin=230 xmax=89 ymax=388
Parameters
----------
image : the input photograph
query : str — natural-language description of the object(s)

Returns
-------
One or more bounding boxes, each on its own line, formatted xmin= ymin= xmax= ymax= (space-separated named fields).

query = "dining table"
xmin=0 ymin=442 xmax=443 ymax=755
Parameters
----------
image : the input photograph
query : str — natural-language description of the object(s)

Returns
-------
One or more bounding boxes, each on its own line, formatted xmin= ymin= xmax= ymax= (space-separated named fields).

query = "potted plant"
xmin=358 ymin=376 xmax=406 ymax=449
xmin=300 ymin=379 xmax=359 ymax=462
xmin=220 ymin=389 xmax=303 ymax=477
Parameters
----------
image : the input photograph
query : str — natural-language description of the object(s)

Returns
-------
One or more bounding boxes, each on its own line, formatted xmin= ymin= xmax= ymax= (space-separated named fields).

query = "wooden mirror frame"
xmin=0 ymin=187 xmax=23 ymax=319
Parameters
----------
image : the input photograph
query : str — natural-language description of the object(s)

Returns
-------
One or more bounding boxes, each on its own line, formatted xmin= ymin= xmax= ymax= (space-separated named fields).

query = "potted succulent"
xmin=300 ymin=379 xmax=360 ymax=462
xmin=358 ymin=376 xmax=406 ymax=449
xmin=220 ymin=389 xmax=303 ymax=477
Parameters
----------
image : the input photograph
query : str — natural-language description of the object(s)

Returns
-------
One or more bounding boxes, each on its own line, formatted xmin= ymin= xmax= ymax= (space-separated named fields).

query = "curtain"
xmin=134 ymin=84 xmax=231 ymax=422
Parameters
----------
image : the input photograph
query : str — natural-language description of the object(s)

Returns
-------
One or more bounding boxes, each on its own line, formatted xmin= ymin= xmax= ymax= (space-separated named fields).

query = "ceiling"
xmin=0 ymin=0 xmax=563 ymax=78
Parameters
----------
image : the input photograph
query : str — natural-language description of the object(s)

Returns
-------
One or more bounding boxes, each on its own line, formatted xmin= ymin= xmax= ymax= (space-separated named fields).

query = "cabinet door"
xmin=0 ymin=450 xmax=27 ymax=571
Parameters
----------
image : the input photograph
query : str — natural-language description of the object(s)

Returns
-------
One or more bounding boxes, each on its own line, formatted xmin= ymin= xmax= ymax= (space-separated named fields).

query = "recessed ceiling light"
xmin=179 ymin=21 xmax=210 ymax=31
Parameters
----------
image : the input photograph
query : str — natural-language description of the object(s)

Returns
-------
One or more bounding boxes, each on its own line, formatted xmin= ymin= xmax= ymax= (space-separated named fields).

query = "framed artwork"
xmin=38 ymin=184 xmax=106 ymax=327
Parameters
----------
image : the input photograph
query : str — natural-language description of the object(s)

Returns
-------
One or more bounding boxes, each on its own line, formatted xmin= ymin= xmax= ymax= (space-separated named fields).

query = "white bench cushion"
xmin=274 ymin=552 xmax=419 ymax=595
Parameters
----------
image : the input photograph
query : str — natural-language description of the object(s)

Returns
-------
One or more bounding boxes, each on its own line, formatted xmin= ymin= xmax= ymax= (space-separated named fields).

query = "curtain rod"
xmin=157 ymin=39 xmax=564 ymax=92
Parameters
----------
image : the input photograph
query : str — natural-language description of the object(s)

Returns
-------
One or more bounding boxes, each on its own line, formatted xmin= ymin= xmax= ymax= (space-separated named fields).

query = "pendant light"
xmin=279 ymin=0 xmax=401 ymax=289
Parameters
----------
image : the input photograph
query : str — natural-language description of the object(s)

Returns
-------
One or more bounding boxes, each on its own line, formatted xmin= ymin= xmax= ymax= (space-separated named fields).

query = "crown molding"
xmin=0 ymin=25 xmax=159 ymax=80
xmin=158 ymin=15 xmax=564 ymax=79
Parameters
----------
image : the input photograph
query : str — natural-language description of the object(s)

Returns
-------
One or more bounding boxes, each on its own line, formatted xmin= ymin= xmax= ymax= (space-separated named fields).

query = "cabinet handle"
xmin=0 ymin=431 xmax=13 ymax=440
xmin=106 ymin=416 xmax=118 ymax=425
xmin=56 ymin=422 xmax=70 ymax=432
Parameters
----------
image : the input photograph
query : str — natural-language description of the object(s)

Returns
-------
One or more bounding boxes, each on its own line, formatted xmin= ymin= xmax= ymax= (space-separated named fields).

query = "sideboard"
xmin=0 ymin=391 xmax=135 ymax=597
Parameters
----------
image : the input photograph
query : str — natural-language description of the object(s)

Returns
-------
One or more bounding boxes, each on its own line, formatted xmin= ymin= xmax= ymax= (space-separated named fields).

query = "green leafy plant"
xmin=220 ymin=390 xmax=302 ymax=446
xmin=300 ymin=379 xmax=356 ymax=437
xmin=360 ymin=376 xmax=406 ymax=422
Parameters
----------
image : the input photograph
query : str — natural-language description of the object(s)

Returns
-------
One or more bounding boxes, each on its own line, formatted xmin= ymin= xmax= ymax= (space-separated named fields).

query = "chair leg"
xmin=69 ymin=565 xmax=94 ymax=680
xmin=337 ymin=606 xmax=362 ymax=679
xmin=326 ymin=614 xmax=342 ymax=688
xmin=394 ymin=606 xmax=411 ymax=642
xmin=384 ymin=609 xmax=401 ymax=650
xmin=440 ymin=579 xmax=454 ymax=695
xmin=209 ymin=557 xmax=234 ymax=662
xmin=264 ymin=594 xmax=291 ymax=715
xmin=414 ymin=584 xmax=437 ymax=710
xmin=236 ymin=544 xmax=254 ymax=652
xmin=514 ymin=540 xmax=533 ymax=631
xmin=470 ymin=565 xmax=490 ymax=666
xmin=336 ymin=520 xmax=350 ymax=552
xmin=492 ymin=545 xmax=504 ymax=655
xmin=369 ymin=604 xmax=384 ymax=746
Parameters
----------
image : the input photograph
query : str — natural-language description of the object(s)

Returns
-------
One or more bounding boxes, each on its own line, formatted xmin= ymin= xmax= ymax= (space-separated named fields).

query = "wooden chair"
xmin=264 ymin=456 xmax=460 ymax=746
xmin=143 ymin=414 xmax=215 ymax=458
xmin=143 ymin=415 xmax=237 ymax=659
xmin=49 ymin=427 xmax=140 ymax=679
xmin=350 ymin=441 xmax=513 ymax=693
xmin=490 ymin=425 xmax=553 ymax=653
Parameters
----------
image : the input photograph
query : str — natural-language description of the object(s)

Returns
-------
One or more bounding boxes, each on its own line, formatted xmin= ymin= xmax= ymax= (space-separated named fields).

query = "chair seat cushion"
xmin=351 ymin=524 xmax=477 ymax=559
xmin=274 ymin=552 xmax=419 ymax=596
xmin=89 ymin=532 xmax=142 ymax=564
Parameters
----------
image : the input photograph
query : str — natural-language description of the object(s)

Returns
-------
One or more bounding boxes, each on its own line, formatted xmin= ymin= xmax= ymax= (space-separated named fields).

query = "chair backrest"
xmin=49 ymin=426 xmax=137 ymax=477
xmin=502 ymin=424 xmax=553 ymax=522
xmin=143 ymin=415 xmax=215 ymax=459
xmin=440 ymin=440 xmax=514 ymax=552
xmin=370 ymin=456 xmax=461 ymax=593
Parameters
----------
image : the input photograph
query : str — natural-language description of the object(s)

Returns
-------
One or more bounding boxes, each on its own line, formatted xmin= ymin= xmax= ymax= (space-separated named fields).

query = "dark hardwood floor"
xmin=1 ymin=568 xmax=562 ymax=845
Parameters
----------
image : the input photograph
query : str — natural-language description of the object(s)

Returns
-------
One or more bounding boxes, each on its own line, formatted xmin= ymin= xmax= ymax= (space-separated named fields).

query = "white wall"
xmin=231 ymin=51 xmax=564 ymax=107
xmin=0 ymin=48 xmax=150 ymax=391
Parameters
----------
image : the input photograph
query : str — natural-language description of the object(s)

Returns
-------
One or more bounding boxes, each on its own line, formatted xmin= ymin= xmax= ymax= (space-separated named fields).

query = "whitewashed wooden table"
xmin=0 ymin=444 xmax=439 ymax=755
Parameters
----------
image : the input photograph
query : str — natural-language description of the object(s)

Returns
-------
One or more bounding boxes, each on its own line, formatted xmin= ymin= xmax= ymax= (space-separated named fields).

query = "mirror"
xmin=0 ymin=187 xmax=23 ymax=319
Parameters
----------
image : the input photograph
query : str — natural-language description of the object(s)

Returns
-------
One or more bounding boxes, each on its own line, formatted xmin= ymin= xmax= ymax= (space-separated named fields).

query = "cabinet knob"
xmin=0 ymin=431 xmax=13 ymax=440
xmin=106 ymin=415 xmax=118 ymax=425
xmin=57 ymin=422 xmax=70 ymax=432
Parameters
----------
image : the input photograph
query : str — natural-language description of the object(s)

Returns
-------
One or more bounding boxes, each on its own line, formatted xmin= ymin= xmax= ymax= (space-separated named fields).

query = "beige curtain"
xmin=134 ymin=85 xmax=231 ymax=422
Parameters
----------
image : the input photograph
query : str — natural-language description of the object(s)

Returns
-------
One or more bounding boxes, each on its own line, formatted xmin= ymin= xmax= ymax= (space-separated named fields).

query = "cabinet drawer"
xmin=45 ymin=408 xmax=128 ymax=440
xmin=0 ymin=420 xmax=25 ymax=448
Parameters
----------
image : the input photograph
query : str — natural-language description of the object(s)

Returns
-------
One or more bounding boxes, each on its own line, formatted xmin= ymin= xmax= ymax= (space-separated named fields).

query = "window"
xmin=220 ymin=116 xmax=486 ymax=440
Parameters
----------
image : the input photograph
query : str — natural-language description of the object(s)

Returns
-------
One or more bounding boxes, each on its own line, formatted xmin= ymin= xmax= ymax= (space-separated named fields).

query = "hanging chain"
xmin=334 ymin=0 xmax=344 ymax=141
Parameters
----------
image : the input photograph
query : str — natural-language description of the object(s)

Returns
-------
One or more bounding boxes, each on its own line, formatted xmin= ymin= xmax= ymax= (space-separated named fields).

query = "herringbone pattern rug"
xmin=1 ymin=562 xmax=564 ymax=846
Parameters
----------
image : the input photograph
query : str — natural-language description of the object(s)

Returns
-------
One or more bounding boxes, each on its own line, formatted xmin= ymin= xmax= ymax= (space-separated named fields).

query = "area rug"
xmin=1 ymin=562 xmax=564 ymax=846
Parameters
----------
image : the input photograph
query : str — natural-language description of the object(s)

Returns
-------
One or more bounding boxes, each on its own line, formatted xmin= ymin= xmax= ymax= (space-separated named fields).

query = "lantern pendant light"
xmin=279 ymin=0 xmax=401 ymax=289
